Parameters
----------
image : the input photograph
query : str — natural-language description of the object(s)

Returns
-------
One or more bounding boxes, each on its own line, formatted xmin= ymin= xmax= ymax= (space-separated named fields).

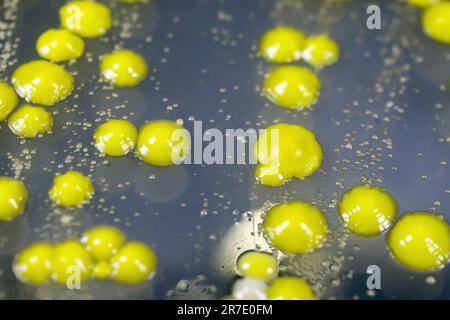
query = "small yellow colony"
xmin=236 ymin=251 xmax=278 ymax=281
xmin=255 ymin=123 xmax=323 ymax=186
xmin=264 ymin=66 xmax=321 ymax=110
xmin=0 ymin=81 xmax=19 ymax=121
xmin=11 ymin=60 xmax=74 ymax=106
xmin=302 ymin=35 xmax=340 ymax=69
xmin=136 ymin=120 xmax=190 ymax=166
xmin=13 ymin=226 xmax=158 ymax=287
xmin=259 ymin=26 xmax=306 ymax=63
xmin=338 ymin=185 xmax=397 ymax=237
xmin=51 ymin=240 xmax=93 ymax=285
xmin=49 ymin=170 xmax=94 ymax=207
xmin=36 ymin=29 xmax=85 ymax=62
xmin=388 ymin=212 xmax=450 ymax=272
xmin=422 ymin=2 xmax=450 ymax=44
xmin=267 ymin=277 xmax=316 ymax=300
xmin=93 ymin=119 xmax=138 ymax=156
xmin=0 ymin=177 xmax=28 ymax=221
xmin=100 ymin=49 xmax=149 ymax=87
xmin=59 ymin=1 xmax=112 ymax=38
xmin=8 ymin=105 xmax=53 ymax=138
xmin=262 ymin=201 xmax=328 ymax=254
xmin=13 ymin=243 xmax=53 ymax=285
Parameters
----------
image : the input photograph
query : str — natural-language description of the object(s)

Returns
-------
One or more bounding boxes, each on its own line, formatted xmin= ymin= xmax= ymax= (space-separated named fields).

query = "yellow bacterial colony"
xmin=264 ymin=66 xmax=321 ymax=110
xmin=255 ymin=123 xmax=323 ymax=186
xmin=36 ymin=29 xmax=85 ymax=62
xmin=0 ymin=177 xmax=28 ymax=221
xmin=49 ymin=171 xmax=94 ymax=207
xmin=422 ymin=3 xmax=450 ymax=44
xmin=338 ymin=185 xmax=398 ymax=236
xmin=236 ymin=251 xmax=278 ymax=281
xmin=267 ymin=277 xmax=316 ymax=300
xmin=59 ymin=1 xmax=112 ymax=38
xmin=259 ymin=26 xmax=306 ymax=63
xmin=8 ymin=105 xmax=53 ymax=138
xmin=136 ymin=120 xmax=190 ymax=166
xmin=100 ymin=50 xmax=149 ymax=87
xmin=262 ymin=201 xmax=329 ymax=254
xmin=93 ymin=119 xmax=138 ymax=156
xmin=388 ymin=212 xmax=450 ymax=271
xmin=302 ymin=35 xmax=340 ymax=69
xmin=11 ymin=60 xmax=74 ymax=106
xmin=0 ymin=81 xmax=19 ymax=121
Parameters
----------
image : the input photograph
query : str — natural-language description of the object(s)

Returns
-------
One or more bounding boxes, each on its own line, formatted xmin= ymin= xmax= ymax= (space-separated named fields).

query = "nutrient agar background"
xmin=0 ymin=0 xmax=449 ymax=299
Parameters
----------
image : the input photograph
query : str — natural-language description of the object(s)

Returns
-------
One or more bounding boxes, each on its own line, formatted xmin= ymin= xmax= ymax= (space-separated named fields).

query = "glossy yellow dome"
xmin=8 ymin=105 xmax=53 ymax=138
xmin=262 ymin=201 xmax=329 ymax=254
xmin=36 ymin=29 xmax=85 ymax=62
xmin=0 ymin=81 xmax=19 ymax=121
xmin=11 ymin=60 xmax=74 ymax=106
xmin=0 ymin=176 xmax=28 ymax=221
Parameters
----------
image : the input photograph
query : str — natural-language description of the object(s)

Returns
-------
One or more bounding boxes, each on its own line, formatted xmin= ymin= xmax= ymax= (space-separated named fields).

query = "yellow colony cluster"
xmin=259 ymin=26 xmax=340 ymax=68
xmin=8 ymin=105 xmax=53 ymax=138
xmin=0 ymin=176 xmax=28 ymax=221
xmin=13 ymin=225 xmax=157 ymax=286
xmin=408 ymin=0 xmax=441 ymax=7
xmin=100 ymin=50 xmax=149 ymax=87
xmin=262 ymin=201 xmax=329 ymax=254
xmin=136 ymin=119 xmax=190 ymax=166
xmin=338 ymin=185 xmax=397 ymax=236
xmin=49 ymin=171 xmax=94 ymax=207
xmin=93 ymin=119 xmax=138 ymax=157
xmin=255 ymin=123 xmax=323 ymax=186
xmin=422 ymin=2 xmax=450 ymax=44
xmin=0 ymin=81 xmax=19 ymax=121
xmin=36 ymin=29 xmax=85 ymax=62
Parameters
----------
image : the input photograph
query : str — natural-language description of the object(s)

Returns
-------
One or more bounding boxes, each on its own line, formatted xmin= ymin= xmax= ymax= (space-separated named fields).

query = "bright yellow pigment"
xmin=93 ymin=119 xmax=138 ymax=156
xmin=136 ymin=120 xmax=190 ymax=166
xmin=81 ymin=225 xmax=126 ymax=261
xmin=422 ymin=3 xmax=450 ymax=44
xmin=408 ymin=0 xmax=441 ymax=7
xmin=0 ymin=81 xmax=19 ymax=121
xmin=302 ymin=35 xmax=340 ymax=69
xmin=264 ymin=65 xmax=321 ymax=110
xmin=60 ymin=1 xmax=112 ymax=38
xmin=36 ymin=29 xmax=85 ymax=62
xmin=267 ymin=277 xmax=316 ymax=300
xmin=49 ymin=171 xmax=94 ymax=207
xmin=51 ymin=240 xmax=93 ymax=285
xmin=8 ymin=105 xmax=53 ymax=138
xmin=236 ymin=251 xmax=278 ymax=281
xmin=262 ymin=201 xmax=328 ymax=254
xmin=259 ymin=26 xmax=306 ymax=63
xmin=0 ymin=176 xmax=28 ymax=221
xmin=339 ymin=185 xmax=397 ymax=237
xmin=93 ymin=261 xmax=112 ymax=280
xmin=388 ymin=212 xmax=450 ymax=272
xmin=13 ymin=243 xmax=53 ymax=285
xmin=11 ymin=60 xmax=74 ymax=106
xmin=100 ymin=49 xmax=149 ymax=87
xmin=110 ymin=242 xmax=157 ymax=285
xmin=255 ymin=123 xmax=323 ymax=187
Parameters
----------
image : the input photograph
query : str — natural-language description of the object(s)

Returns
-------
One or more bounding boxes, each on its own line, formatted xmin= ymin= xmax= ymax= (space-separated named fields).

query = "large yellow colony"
xmin=8 ymin=105 xmax=53 ymax=138
xmin=0 ymin=81 xmax=19 ymax=121
xmin=255 ymin=123 xmax=323 ymax=186
xmin=36 ymin=29 xmax=85 ymax=62
xmin=49 ymin=171 xmax=94 ymax=207
xmin=100 ymin=49 xmax=149 ymax=87
xmin=93 ymin=119 xmax=138 ymax=156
